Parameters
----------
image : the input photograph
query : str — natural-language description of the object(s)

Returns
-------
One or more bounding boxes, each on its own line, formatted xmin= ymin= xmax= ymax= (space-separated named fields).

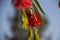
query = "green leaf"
xmin=33 ymin=0 xmax=45 ymax=15
xmin=32 ymin=1 xmax=39 ymax=13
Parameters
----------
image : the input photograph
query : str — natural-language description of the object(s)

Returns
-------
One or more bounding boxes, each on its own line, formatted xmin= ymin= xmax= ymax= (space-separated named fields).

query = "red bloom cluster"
xmin=27 ymin=12 xmax=41 ymax=28
xmin=27 ymin=12 xmax=34 ymax=28
xmin=13 ymin=0 xmax=31 ymax=10
xmin=33 ymin=13 xmax=41 ymax=28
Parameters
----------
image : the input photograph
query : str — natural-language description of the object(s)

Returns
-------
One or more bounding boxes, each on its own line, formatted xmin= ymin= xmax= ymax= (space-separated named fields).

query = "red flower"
xmin=13 ymin=0 xmax=31 ymax=10
xmin=27 ymin=12 xmax=41 ymax=28
xmin=27 ymin=12 xmax=34 ymax=28
xmin=33 ymin=13 xmax=41 ymax=28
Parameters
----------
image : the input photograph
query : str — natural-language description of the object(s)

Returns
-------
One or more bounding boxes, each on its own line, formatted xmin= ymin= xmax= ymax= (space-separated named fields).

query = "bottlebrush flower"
xmin=27 ymin=12 xmax=34 ymax=28
xmin=33 ymin=13 xmax=41 ymax=28
xmin=27 ymin=12 xmax=41 ymax=28
xmin=13 ymin=0 xmax=31 ymax=11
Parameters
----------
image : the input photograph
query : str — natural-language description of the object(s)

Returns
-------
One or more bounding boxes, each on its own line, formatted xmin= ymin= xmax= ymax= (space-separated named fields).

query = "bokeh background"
xmin=0 ymin=0 xmax=60 ymax=40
